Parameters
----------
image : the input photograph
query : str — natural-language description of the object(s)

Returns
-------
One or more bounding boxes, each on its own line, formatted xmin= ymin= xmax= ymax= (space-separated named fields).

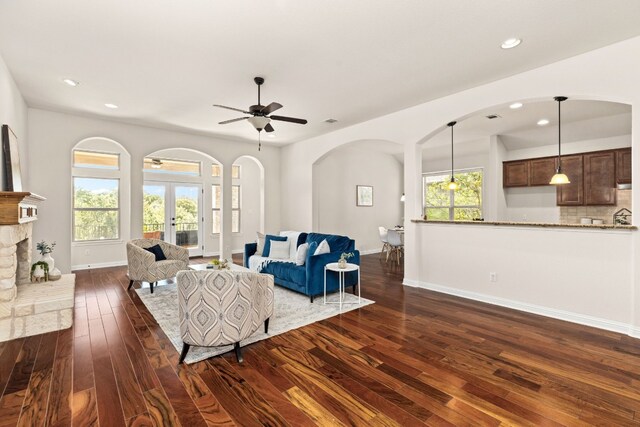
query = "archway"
xmin=312 ymin=139 xmax=403 ymax=253
xmin=142 ymin=148 xmax=222 ymax=257
xmin=230 ymin=155 xmax=265 ymax=253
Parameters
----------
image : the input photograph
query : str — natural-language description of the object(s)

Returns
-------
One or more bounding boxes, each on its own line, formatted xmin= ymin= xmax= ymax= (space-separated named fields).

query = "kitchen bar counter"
xmin=411 ymin=219 xmax=637 ymax=230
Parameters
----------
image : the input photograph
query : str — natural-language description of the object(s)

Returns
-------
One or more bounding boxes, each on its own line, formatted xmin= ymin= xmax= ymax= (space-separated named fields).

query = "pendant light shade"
xmin=447 ymin=121 xmax=458 ymax=191
xmin=549 ymin=96 xmax=570 ymax=185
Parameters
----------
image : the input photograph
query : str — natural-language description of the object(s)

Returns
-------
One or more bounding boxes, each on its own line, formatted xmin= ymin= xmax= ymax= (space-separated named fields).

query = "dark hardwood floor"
xmin=1 ymin=253 xmax=640 ymax=425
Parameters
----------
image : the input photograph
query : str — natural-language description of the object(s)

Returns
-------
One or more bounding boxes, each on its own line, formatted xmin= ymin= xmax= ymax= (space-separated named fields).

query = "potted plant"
xmin=36 ymin=240 xmax=56 ymax=272
xmin=338 ymin=252 xmax=354 ymax=269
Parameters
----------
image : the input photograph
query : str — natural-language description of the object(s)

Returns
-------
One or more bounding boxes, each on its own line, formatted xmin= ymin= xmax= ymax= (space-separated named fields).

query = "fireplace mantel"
xmin=0 ymin=192 xmax=45 ymax=225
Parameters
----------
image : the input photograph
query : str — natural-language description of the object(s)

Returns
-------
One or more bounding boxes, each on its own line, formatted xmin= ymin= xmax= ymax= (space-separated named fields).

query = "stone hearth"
xmin=0 ymin=274 xmax=75 ymax=341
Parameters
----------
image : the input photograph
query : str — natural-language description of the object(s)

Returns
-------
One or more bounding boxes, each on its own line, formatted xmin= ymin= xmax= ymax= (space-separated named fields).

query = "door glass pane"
xmin=143 ymin=185 xmax=166 ymax=240
xmin=175 ymin=186 xmax=199 ymax=249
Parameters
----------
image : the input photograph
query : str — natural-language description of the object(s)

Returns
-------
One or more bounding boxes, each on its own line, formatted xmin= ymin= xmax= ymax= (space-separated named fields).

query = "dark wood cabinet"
xmin=529 ymin=157 xmax=557 ymax=186
xmin=584 ymin=151 xmax=616 ymax=205
xmin=616 ymin=148 xmax=632 ymax=184
xmin=503 ymin=161 xmax=529 ymax=187
xmin=556 ymin=155 xmax=584 ymax=206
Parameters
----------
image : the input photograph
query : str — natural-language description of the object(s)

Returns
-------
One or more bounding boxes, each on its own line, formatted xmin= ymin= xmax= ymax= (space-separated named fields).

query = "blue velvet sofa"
xmin=244 ymin=232 xmax=360 ymax=302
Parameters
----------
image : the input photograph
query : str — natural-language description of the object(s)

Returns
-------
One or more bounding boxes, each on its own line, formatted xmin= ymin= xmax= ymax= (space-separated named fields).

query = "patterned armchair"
xmin=126 ymin=239 xmax=189 ymax=294
xmin=177 ymin=270 xmax=274 ymax=364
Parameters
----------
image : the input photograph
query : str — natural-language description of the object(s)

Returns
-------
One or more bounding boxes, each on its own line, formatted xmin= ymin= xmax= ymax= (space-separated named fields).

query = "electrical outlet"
xmin=489 ymin=272 xmax=497 ymax=282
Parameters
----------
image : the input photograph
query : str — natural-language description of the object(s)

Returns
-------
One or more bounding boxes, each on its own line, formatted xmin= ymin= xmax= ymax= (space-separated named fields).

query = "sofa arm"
xmin=244 ymin=243 xmax=257 ymax=267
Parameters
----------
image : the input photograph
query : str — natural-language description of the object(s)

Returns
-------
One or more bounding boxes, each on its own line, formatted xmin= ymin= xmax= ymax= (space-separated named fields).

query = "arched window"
xmin=71 ymin=138 xmax=130 ymax=242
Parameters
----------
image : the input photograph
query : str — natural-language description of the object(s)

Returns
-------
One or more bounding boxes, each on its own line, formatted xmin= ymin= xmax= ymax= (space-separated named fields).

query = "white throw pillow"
xmin=296 ymin=243 xmax=309 ymax=266
xmin=314 ymin=239 xmax=330 ymax=256
xmin=269 ymin=240 xmax=290 ymax=259
xmin=279 ymin=230 xmax=301 ymax=260
xmin=256 ymin=232 xmax=265 ymax=255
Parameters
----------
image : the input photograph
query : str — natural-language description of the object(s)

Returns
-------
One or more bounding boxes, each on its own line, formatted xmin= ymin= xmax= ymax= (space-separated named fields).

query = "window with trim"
xmin=212 ymin=184 xmax=241 ymax=233
xmin=423 ymin=168 xmax=483 ymax=220
xmin=73 ymin=177 xmax=120 ymax=241
xmin=212 ymin=164 xmax=240 ymax=178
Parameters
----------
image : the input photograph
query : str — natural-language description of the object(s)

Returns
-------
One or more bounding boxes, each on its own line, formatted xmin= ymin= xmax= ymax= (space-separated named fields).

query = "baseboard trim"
xmin=403 ymin=278 xmax=634 ymax=336
xmin=359 ymin=248 xmax=384 ymax=255
xmin=72 ymin=260 xmax=128 ymax=271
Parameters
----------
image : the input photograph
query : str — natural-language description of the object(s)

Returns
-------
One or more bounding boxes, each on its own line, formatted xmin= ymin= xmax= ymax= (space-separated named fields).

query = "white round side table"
xmin=324 ymin=262 xmax=361 ymax=311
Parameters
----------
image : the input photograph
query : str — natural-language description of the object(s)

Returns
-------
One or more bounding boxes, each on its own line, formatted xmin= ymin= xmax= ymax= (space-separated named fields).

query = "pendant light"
xmin=447 ymin=121 xmax=458 ymax=191
xmin=549 ymin=96 xmax=570 ymax=185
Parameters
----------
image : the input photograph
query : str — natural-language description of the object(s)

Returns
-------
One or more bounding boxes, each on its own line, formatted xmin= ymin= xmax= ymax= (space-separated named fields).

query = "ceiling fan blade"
xmin=213 ymin=104 xmax=252 ymax=114
xmin=219 ymin=117 xmax=249 ymax=125
xmin=261 ymin=102 xmax=283 ymax=115
xmin=264 ymin=123 xmax=274 ymax=132
xmin=270 ymin=115 xmax=308 ymax=125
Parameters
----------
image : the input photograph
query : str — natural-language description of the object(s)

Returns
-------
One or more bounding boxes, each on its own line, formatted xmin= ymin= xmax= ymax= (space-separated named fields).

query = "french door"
xmin=143 ymin=182 xmax=203 ymax=257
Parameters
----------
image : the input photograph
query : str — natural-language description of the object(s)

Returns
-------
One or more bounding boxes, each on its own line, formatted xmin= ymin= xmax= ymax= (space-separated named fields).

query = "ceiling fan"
xmin=214 ymin=77 xmax=307 ymax=149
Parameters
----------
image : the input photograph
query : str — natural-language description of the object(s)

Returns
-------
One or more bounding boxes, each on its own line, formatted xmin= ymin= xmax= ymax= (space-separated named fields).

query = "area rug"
xmin=136 ymin=284 xmax=374 ymax=364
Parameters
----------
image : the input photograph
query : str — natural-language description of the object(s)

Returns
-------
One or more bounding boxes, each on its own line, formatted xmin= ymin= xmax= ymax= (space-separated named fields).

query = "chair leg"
xmin=179 ymin=343 xmax=190 ymax=364
xmin=264 ymin=317 xmax=270 ymax=334
xmin=234 ymin=342 xmax=244 ymax=363
xmin=310 ymin=295 xmax=314 ymax=303
xmin=128 ymin=280 xmax=134 ymax=290
xmin=150 ymin=282 xmax=155 ymax=294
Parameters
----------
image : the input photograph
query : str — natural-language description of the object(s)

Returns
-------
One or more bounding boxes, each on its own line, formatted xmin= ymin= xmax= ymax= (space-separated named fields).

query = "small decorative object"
xmin=356 ymin=185 xmax=373 ymax=207
xmin=36 ymin=240 xmax=56 ymax=272
xmin=614 ymin=208 xmax=632 ymax=225
xmin=48 ymin=267 xmax=62 ymax=281
xmin=338 ymin=252 xmax=354 ymax=269
xmin=31 ymin=261 xmax=49 ymax=282
xmin=208 ymin=258 xmax=230 ymax=270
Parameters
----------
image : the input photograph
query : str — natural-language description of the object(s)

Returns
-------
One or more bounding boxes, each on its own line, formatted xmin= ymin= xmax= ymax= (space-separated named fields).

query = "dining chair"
xmin=378 ymin=226 xmax=390 ymax=258
xmin=386 ymin=229 xmax=404 ymax=265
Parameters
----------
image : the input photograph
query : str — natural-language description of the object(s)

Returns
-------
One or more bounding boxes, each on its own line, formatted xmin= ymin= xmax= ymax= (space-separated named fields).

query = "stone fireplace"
xmin=0 ymin=192 xmax=75 ymax=342
xmin=0 ymin=223 xmax=33 ymax=302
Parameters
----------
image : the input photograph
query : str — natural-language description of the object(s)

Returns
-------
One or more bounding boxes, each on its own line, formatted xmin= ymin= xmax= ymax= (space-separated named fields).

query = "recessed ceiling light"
xmin=537 ymin=119 xmax=550 ymax=126
xmin=63 ymin=78 xmax=79 ymax=87
xmin=104 ymin=103 xmax=119 ymax=109
xmin=510 ymin=102 xmax=523 ymax=109
xmin=324 ymin=118 xmax=338 ymax=123
xmin=501 ymin=38 xmax=522 ymax=49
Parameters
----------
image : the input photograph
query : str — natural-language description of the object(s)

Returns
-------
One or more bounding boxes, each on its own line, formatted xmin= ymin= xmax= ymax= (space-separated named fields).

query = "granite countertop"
xmin=411 ymin=219 xmax=637 ymax=230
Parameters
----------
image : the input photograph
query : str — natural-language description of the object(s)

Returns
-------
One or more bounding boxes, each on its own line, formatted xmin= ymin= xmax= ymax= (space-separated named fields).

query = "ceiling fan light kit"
xmin=214 ymin=76 xmax=308 ymax=150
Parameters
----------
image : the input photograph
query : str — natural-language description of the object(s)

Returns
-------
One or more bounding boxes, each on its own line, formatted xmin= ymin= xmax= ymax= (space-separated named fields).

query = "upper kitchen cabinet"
xmin=556 ymin=155 xmax=585 ymax=206
xmin=584 ymin=151 xmax=616 ymax=205
xmin=503 ymin=160 xmax=529 ymax=187
xmin=616 ymin=148 xmax=632 ymax=185
xmin=529 ymin=157 xmax=558 ymax=186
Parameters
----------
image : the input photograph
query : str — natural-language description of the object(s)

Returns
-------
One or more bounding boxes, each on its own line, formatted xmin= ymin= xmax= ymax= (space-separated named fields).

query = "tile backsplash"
xmin=559 ymin=189 xmax=631 ymax=225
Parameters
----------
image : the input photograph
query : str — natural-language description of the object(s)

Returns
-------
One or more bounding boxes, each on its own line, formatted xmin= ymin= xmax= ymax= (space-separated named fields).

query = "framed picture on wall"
xmin=356 ymin=185 xmax=373 ymax=207
xmin=2 ymin=124 xmax=22 ymax=192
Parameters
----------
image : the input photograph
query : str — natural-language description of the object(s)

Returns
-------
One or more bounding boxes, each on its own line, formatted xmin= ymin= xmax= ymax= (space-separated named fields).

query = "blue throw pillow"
xmin=306 ymin=242 xmax=318 ymax=262
xmin=145 ymin=244 xmax=166 ymax=261
xmin=262 ymin=234 xmax=287 ymax=257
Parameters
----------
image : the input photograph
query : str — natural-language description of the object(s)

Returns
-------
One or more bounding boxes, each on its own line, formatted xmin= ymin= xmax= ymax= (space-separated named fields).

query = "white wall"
xmin=281 ymin=35 xmax=640 ymax=337
xmin=28 ymin=108 xmax=280 ymax=273
xmin=0 ymin=53 xmax=28 ymax=189
xmin=313 ymin=146 xmax=403 ymax=252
